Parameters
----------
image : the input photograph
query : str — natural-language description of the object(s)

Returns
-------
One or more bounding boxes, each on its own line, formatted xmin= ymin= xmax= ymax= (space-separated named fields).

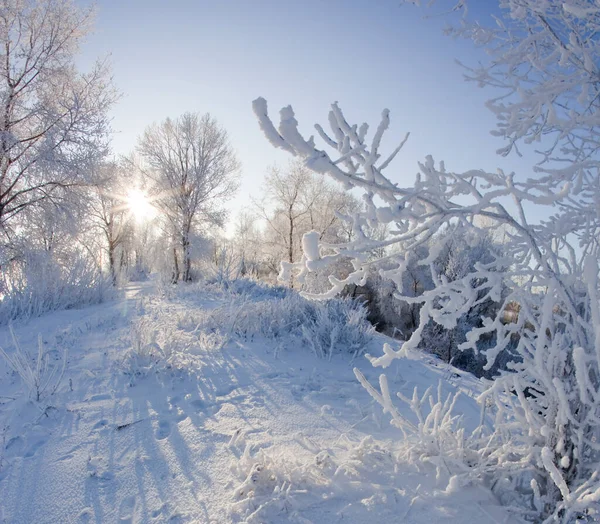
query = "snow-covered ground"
xmin=0 ymin=280 xmax=520 ymax=523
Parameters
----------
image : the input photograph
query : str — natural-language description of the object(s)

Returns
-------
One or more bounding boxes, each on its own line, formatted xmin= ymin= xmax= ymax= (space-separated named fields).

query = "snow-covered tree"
xmin=252 ymin=2 xmax=600 ymax=510
xmin=255 ymin=160 xmax=359 ymax=287
xmin=232 ymin=210 xmax=262 ymax=277
xmin=0 ymin=188 xmax=111 ymax=323
xmin=128 ymin=216 xmax=154 ymax=281
xmin=137 ymin=112 xmax=239 ymax=282
xmin=254 ymin=94 xmax=599 ymax=521
xmin=354 ymin=226 xmax=506 ymax=375
xmin=0 ymin=0 xmax=117 ymax=319
xmin=0 ymin=0 xmax=116 ymax=239
xmin=86 ymin=162 xmax=134 ymax=285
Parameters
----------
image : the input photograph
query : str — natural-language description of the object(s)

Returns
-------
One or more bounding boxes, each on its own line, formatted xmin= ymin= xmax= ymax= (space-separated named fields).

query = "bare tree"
xmin=233 ymin=210 xmax=262 ymax=277
xmin=0 ymin=0 xmax=117 ymax=237
xmin=258 ymin=162 xmax=312 ymax=279
xmin=87 ymin=162 xmax=133 ymax=285
xmin=256 ymin=160 xmax=358 ymax=286
xmin=138 ymin=112 xmax=239 ymax=282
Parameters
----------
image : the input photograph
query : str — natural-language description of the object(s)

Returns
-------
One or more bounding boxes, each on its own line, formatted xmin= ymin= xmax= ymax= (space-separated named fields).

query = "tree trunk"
xmin=288 ymin=210 xmax=294 ymax=288
xmin=172 ymin=247 xmax=180 ymax=284
xmin=182 ymin=229 xmax=192 ymax=282
xmin=135 ymin=249 xmax=142 ymax=274
xmin=119 ymin=248 xmax=127 ymax=277
xmin=108 ymin=241 xmax=117 ymax=286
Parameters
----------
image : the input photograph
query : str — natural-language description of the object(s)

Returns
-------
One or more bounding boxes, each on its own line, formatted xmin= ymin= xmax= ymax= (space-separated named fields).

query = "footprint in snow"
xmin=3 ymin=435 xmax=24 ymax=458
xmin=173 ymin=408 xmax=188 ymax=424
xmin=168 ymin=513 xmax=188 ymax=523
xmin=87 ymin=455 xmax=114 ymax=481
xmin=86 ymin=393 xmax=112 ymax=402
xmin=150 ymin=504 xmax=186 ymax=522
xmin=155 ymin=420 xmax=171 ymax=440
xmin=92 ymin=418 xmax=109 ymax=431
xmin=78 ymin=507 xmax=93 ymax=523
xmin=151 ymin=504 xmax=167 ymax=519
xmin=23 ymin=438 xmax=48 ymax=458
xmin=118 ymin=495 xmax=137 ymax=522
xmin=261 ymin=371 xmax=283 ymax=380
xmin=190 ymin=399 xmax=216 ymax=414
xmin=214 ymin=382 xmax=245 ymax=397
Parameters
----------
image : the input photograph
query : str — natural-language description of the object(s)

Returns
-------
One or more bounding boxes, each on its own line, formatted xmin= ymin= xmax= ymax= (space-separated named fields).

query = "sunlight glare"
xmin=127 ymin=188 xmax=155 ymax=222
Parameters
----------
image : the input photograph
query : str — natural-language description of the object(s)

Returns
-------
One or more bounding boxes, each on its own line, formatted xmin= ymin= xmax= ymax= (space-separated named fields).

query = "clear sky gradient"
xmin=76 ymin=0 xmax=537 ymax=228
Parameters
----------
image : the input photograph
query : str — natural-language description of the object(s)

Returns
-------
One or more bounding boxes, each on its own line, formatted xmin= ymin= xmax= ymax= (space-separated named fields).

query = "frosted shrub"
xmin=0 ymin=247 xmax=114 ymax=324
xmin=123 ymin=310 xmax=230 ymax=381
xmin=122 ymin=318 xmax=166 ymax=378
xmin=223 ymin=278 xmax=289 ymax=300
xmin=164 ymin=278 xmax=374 ymax=357
xmin=0 ymin=326 xmax=68 ymax=402
xmin=216 ymin=291 xmax=373 ymax=356
xmin=229 ymin=432 xmax=466 ymax=523
xmin=353 ymin=369 xmax=504 ymax=486
xmin=301 ymin=298 xmax=375 ymax=360
xmin=196 ymin=330 xmax=229 ymax=352
xmin=229 ymin=444 xmax=328 ymax=522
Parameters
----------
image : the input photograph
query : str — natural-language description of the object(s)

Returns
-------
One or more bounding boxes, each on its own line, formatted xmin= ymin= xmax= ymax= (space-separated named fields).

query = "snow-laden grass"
xmin=228 ymin=436 xmax=402 ymax=522
xmin=121 ymin=279 xmax=374 ymax=384
xmin=0 ymin=279 xmax=519 ymax=523
xmin=0 ymin=326 xmax=67 ymax=402
xmin=146 ymin=278 xmax=375 ymax=361
xmin=228 ymin=432 xmax=515 ymax=524
xmin=122 ymin=312 xmax=231 ymax=382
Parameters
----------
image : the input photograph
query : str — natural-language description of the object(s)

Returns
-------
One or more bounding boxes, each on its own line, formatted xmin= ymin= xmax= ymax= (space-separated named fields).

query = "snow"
xmin=302 ymin=231 xmax=320 ymax=262
xmin=562 ymin=3 xmax=600 ymax=18
xmin=252 ymin=97 xmax=296 ymax=156
xmin=0 ymin=280 xmax=519 ymax=523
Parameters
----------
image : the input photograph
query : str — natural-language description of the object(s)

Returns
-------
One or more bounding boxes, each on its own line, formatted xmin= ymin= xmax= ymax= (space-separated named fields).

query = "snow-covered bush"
xmin=122 ymin=309 xmax=232 ymax=381
xmin=0 ymin=326 xmax=68 ymax=402
xmin=301 ymin=297 xmax=374 ymax=360
xmin=211 ymin=276 xmax=290 ymax=300
xmin=160 ymin=278 xmax=375 ymax=359
xmin=229 ymin=442 xmax=338 ymax=523
xmin=351 ymin=230 xmax=508 ymax=377
xmin=122 ymin=317 xmax=167 ymax=379
xmin=0 ymin=246 xmax=114 ymax=325
xmin=228 ymin=431 xmax=506 ymax=523
xmin=353 ymin=371 xmax=498 ymax=483
xmin=205 ymin=293 xmax=373 ymax=358
xmin=208 ymin=241 xmax=244 ymax=286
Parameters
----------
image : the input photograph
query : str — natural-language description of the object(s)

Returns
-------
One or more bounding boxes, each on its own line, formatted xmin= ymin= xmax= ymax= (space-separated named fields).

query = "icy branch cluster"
xmin=253 ymin=93 xmax=600 ymax=521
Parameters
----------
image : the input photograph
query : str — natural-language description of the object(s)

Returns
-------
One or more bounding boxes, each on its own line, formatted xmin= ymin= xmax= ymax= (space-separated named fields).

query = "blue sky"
xmin=77 ymin=0 xmax=537 ymax=225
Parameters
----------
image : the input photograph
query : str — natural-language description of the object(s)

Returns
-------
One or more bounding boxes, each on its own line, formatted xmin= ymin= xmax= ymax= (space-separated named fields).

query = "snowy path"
xmin=0 ymin=283 xmax=520 ymax=523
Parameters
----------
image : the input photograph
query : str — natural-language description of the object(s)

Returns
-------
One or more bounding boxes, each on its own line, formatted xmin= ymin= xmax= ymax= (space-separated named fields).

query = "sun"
xmin=127 ymin=188 xmax=155 ymax=222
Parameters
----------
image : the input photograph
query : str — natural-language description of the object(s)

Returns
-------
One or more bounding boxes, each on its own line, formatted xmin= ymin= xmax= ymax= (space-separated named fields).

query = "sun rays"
xmin=126 ymin=188 xmax=156 ymax=222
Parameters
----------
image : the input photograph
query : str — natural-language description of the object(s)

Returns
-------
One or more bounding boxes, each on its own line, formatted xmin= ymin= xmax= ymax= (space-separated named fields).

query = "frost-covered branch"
xmin=254 ymin=95 xmax=600 ymax=520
